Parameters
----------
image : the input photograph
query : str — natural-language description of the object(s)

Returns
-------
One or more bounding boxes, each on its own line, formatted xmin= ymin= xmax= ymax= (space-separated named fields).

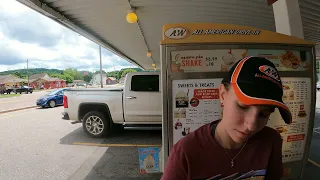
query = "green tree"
xmin=106 ymin=71 xmax=120 ymax=79
xmin=95 ymin=70 xmax=106 ymax=74
xmin=120 ymin=69 xmax=137 ymax=78
xmin=64 ymin=74 xmax=74 ymax=84
xmin=63 ymin=68 xmax=83 ymax=80
xmin=83 ymin=72 xmax=93 ymax=83
xmin=14 ymin=72 xmax=21 ymax=78
xmin=50 ymin=73 xmax=74 ymax=84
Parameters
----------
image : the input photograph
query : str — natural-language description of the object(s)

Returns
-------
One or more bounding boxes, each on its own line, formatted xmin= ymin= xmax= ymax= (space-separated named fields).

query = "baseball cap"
xmin=222 ymin=56 xmax=292 ymax=124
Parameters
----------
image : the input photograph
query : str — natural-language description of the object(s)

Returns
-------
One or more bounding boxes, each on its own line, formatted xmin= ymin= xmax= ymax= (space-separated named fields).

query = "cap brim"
xmin=278 ymin=105 xmax=292 ymax=124
xmin=232 ymin=83 xmax=292 ymax=124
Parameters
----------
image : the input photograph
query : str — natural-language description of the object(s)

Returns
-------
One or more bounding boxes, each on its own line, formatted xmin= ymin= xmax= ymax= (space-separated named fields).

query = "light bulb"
xmin=126 ymin=12 xmax=137 ymax=23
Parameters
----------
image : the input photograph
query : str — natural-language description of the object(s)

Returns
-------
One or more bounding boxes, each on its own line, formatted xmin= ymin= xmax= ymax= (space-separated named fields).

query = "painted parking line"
xmin=0 ymin=108 xmax=38 ymax=119
xmin=0 ymin=106 xmax=38 ymax=115
xmin=72 ymin=142 xmax=162 ymax=147
xmin=308 ymin=159 xmax=320 ymax=168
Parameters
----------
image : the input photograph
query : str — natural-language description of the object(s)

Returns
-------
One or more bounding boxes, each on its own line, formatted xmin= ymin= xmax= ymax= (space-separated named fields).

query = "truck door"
xmin=124 ymin=74 xmax=161 ymax=123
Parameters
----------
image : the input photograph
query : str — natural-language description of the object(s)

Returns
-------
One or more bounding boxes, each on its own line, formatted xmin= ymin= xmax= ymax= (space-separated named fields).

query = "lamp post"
xmin=99 ymin=45 xmax=103 ymax=88
xmin=27 ymin=59 xmax=29 ymax=86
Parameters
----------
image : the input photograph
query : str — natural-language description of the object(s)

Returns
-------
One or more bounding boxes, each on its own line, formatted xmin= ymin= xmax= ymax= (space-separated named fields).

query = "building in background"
xmin=90 ymin=73 xmax=107 ymax=85
xmin=106 ymin=77 xmax=118 ymax=85
xmin=29 ymin=73 xmax=66 ymax=89
xmin=0 ymin=75 xmax=26 ymax=87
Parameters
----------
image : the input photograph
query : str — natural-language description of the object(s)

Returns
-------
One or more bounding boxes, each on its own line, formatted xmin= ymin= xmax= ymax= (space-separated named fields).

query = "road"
xmin=0 ymin=106 xmax=162 ymax=180
xmin=0 ymin=90 xmax=49 ymax=112
xmin=0 ymin=86 xmax=125 ymax=113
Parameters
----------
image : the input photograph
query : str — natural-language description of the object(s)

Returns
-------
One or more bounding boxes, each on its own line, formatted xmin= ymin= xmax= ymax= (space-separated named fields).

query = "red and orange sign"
xmin=287 ymin=134 xmax=305 ymax=142
xmin=193 ymin=89 xmax=219 ymax=100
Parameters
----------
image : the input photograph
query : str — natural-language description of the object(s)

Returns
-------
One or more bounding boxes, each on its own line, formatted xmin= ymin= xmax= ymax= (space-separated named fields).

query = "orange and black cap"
xmin=222 ymin=56 xmax=292 ymax=124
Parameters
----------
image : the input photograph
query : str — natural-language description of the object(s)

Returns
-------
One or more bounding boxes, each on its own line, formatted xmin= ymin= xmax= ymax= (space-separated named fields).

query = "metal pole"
xmin=99 ymin=45 xmax=103 ymax=88
xmin=27 ymin=59 xmax=29 ymax=86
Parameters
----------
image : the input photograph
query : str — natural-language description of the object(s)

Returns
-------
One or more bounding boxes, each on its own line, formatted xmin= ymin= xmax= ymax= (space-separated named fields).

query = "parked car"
xmin=62 ymin=72 xmax=161 ymax=137
xmin=13 ymin=86 xmax=33 ymax=94
xmin=0 ymin=85 xmax=6 ymax=94
xmin=5 ymin=88 xmax=14 ymax=94
xmin=37 ymin=88 xmax=70 ymax=108
xmin=317 ymin=83 xmax=320 ymax=91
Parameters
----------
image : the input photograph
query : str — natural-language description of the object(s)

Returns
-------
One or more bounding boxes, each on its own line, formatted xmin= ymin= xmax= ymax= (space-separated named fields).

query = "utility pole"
xmin=99 ymin=45 xmax=103 ymax=88
xmin=27 ymin=59 xmax=29 ymax=86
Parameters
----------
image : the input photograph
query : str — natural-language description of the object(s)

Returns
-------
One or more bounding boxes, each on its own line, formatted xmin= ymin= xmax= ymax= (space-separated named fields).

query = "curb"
xmin=0 ymin=106 xmax=38 ymax=114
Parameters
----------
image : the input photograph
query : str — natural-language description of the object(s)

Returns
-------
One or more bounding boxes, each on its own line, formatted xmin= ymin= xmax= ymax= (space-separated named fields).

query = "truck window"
xmin=131 ymin=75 xmax=159 ymax=92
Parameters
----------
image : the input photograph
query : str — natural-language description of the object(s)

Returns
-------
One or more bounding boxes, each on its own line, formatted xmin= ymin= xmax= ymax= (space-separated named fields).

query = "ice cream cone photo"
xmin=222 ymin=49 xmax=236 ymax=70
xmin=143 ymin=155 xmax=156 ymax=173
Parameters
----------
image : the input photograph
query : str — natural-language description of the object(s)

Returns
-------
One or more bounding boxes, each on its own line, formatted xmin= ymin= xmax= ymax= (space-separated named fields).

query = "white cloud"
xmin=0 ymin=0 xmax=29 ymax=15
xmin=0 ymin=0 xmax=135 ymax=72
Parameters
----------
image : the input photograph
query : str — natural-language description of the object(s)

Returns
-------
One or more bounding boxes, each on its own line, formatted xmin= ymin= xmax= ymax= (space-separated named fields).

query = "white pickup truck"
xmin=62 ymin=72 xmax=162 ymax=137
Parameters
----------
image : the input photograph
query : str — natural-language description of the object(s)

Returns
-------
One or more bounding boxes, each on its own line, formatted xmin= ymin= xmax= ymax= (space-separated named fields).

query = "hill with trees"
xmin=0 ymin=67 xmax=158 ymax=84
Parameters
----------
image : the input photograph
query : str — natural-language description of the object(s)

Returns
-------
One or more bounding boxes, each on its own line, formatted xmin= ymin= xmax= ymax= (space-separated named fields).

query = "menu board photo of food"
xmin=247 ymin=49 xmax=311 ymax=71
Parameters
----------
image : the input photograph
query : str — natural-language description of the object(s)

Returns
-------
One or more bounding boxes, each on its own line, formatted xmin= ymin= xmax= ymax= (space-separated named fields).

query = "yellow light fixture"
xmin=147 ymin=51 xmax=152 ymax=57
xmin=126 ymin=10 xmax=138 ymax=23
xmin=154 ymin=67 xmax=157 ymax=71
xmin=152 ymin=63 xmax=155 ymax=67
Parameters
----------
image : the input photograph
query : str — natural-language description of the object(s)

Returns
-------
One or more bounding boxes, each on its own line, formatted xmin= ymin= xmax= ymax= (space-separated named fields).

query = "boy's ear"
xmin=219 ymin=84 xmax=227 ymax=104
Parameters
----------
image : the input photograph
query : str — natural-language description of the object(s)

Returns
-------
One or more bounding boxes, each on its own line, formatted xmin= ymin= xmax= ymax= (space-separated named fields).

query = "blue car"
xmin=36 ymin=88 xmax=70 ymax=108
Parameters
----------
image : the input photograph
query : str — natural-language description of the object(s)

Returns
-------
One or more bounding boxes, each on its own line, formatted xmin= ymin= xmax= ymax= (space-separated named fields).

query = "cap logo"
xmin=259 ymin=65 xmax=280 ymax=81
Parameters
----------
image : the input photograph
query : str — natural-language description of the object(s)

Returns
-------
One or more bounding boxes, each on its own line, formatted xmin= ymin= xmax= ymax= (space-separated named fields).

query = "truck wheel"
xmin=48 ymin=100 xmax=56 ymax=108
xmin=83 ymin=111 xmax=110 ymax=138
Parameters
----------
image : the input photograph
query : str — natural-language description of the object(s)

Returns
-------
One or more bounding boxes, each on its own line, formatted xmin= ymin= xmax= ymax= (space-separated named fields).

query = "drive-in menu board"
xmin=267 ymin=77 xmax=311 ymax=163
xmin=170 ymin=49 xmax=312 ymax=163
xmin=171 ymin=49 xmax=311 ymax=73
xmin=172 ymin=79 xmax=222 ymax=145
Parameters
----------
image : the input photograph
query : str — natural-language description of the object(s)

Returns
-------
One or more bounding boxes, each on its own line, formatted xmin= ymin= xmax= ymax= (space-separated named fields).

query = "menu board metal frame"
xmin=160 ymin=43 xmax=316 ymax=179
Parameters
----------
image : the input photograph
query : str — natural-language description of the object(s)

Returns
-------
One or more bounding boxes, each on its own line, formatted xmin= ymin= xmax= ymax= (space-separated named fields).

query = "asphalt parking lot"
xmin=0 ymin=106 xmax=162 ymax=180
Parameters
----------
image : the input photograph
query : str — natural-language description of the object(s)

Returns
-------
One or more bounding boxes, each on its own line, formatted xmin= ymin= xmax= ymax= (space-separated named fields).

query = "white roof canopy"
xmin=17 ymin=0 xmax=320 ymax=69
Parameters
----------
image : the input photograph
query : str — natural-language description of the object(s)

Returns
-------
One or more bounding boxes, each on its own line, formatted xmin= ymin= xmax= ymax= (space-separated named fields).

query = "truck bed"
xmin=64 ymin=88 xmax=124 ymax=123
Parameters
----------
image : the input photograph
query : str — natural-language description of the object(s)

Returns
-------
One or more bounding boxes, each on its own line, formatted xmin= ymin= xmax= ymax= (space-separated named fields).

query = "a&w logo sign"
xmin=259 ymin=65 xmax=280 ymax=81
xmin=164 ymin=27 xmax=190 ymax=39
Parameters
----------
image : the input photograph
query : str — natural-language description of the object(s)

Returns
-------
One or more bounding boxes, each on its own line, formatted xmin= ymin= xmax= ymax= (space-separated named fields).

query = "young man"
xmin=161 ymin=56 xmax=292 ymax=180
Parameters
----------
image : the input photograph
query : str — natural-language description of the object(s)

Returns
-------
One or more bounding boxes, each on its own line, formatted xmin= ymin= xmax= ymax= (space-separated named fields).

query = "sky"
xmin=0 ymin=0 xmax=135 ymax=72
